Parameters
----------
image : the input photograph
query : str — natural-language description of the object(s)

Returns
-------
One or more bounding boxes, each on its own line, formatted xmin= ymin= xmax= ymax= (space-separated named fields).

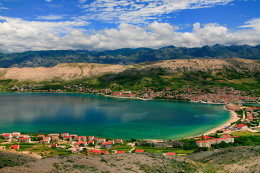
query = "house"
xmin=93 ymin=137 xmax=99 ymax=141
xmin=69 ymin=147 xmax=82 ymax=153
xmin=10 ymin=145 xmax=19 ymax=150
xmin=196 ymin=136 xmax=234 ymax=148
xmin=74 ymin=136 xmax=80 ymax=141
xmin=37 ymin=135 xmax=45 ymax=139
xmin=88 ymin=150 xmax=109 ymax=155
xmin=234 ymin=124 xmax=248 ymax=130
xmin=135 ymin=149 xmax=144 ymax=153
xmin=80 ymin=136 xmax=86 ymax=141
xmin=116 ymin=139 xmax=123 ymax=143
xmin=166 ymin=152 xmax=176 ymax=156
xmin=101 ymin=142 xmax=113 ymax=149
xmin=2 ymin=133 xmax=12 ymax=139
xmin=88 ymin=150 xmax=103 ymax=155
xmin=51 ymin=144 xmax=57 ymax=148
xmin=202 ymin=136 xmax=214 ymax=140
xmin=75 ymin=147 xmax=83 ymax=152
xmin=74 ymin=141 xmax=86 ymax=147
xmin=52 ymin=136 xmax=59 ymax=143
xmin=57 ymin=145 xmax=66 ymax=149
xmin=107 ymin=140 xmax=114 ymax=144
xmin=69 ymin=134 xmax=78 ymax=139
xmin=116 ymin=151 xmax=125 ymax=154
xmin=19 ymin=137 xmax=30 ymax=143
xmin=88 ymin=140 xmax=95 ymax=145
xmin=41 ymin=137 xmax=51 ymax=144
xmin=111 ymin=91 xmax=121 ymax=96
xmin=12 ymin=132 xmax=21 ymax=138
xmin=98 ymin=138 xmax=106 ymax=143
xmin=88 ymin=136 xmax=94 ymax=140
xmin=48 ymin=134 xmax=59 ymax=137
xmin=63 ymin=136 xmax=71 ymax=141
xmin=61 ymin=133 xmax=69 ymax=138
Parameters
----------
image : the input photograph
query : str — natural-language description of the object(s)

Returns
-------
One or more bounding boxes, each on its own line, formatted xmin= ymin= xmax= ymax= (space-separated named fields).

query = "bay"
xmin=0 ymin=93 xmax=230 ymax=139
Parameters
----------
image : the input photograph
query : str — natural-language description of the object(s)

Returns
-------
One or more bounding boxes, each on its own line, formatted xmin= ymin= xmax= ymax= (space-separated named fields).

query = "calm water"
xmin=0 ymin=93 xmax=230 ymax=139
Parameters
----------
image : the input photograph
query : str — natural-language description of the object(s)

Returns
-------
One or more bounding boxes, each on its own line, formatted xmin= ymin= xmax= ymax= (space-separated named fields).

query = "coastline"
xmin=0 ymin=92 xmax=239 ymax=140
xmin=203 ymin=109 xmax=239 ymax=136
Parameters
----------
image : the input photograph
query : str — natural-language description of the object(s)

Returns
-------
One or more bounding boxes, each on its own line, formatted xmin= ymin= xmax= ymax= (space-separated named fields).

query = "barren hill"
xmin=1 ymin=146 xmax=259 ymax=173
xmin=0 ymin=58 xmax=259 ymax=81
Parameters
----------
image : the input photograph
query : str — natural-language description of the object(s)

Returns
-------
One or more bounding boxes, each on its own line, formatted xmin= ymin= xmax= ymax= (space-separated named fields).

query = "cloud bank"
xmin=82 ymin=0 xmax=234 ymax=23
xmin=0 ymin=16 xmax=259 ymax=53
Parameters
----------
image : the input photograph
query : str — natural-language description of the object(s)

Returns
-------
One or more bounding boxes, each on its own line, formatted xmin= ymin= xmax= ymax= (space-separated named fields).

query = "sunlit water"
xmin=0 ymin=93 xmax=230 ymax=139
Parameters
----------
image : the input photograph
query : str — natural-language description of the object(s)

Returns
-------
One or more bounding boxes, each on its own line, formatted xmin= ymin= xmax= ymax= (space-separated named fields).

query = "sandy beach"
xmin=203 ymin=109 xmax=239 ymax=136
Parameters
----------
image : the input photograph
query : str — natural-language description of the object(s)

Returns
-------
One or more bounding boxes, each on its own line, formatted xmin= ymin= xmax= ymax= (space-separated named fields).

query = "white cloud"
xmin=0 ymin=16 xmax=259 ymax=53
xmin=81 ymin=0 xmax=234 ymax=24
xmin=240 ymin=18 xmax=260 ymax=31
xmin=45 ymin=0 xmax=52 ymax=2
xmin=37 ymin=15 xmax=64 ymax=20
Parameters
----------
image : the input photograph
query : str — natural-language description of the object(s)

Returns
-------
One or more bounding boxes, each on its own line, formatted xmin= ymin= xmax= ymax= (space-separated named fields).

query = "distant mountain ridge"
xmin=0 ymin=44 xmax=260 ymax=68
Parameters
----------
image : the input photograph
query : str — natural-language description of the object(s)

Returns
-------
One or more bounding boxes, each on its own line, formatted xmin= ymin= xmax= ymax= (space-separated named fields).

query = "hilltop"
xmin=0 ymin=45 xmax=260 ymax=68
xmin=0 ymin=58 xmax=259 ymax=81
xmin=0 ymin=58 xmax=259 ymax=92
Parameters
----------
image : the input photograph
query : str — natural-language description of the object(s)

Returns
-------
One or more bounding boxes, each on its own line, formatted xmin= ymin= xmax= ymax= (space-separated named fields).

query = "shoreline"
xmin=0 ymin=92 xmax=241 ymax=140
xmin=203 ymin=109 xmax=239 ymax=136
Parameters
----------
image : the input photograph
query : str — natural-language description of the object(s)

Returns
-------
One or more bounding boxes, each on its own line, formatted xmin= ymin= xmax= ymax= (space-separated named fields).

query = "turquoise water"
xmin=0 ymin=93 xmax=230 ymax=139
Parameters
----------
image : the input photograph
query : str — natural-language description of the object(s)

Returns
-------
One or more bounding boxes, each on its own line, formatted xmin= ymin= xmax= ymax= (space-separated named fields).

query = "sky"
xmin=0 ymin=0 xmax=259 ymax=53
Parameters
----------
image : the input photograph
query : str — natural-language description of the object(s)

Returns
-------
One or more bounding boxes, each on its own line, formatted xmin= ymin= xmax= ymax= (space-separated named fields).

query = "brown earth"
xmin=0 ymin=58 xmax=259 ymax=81
xmin=1 ymin=146 xmax=259 ymax=173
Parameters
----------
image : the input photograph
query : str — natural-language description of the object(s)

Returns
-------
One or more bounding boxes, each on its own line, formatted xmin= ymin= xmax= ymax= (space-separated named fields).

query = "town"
xmin=10 ymin=84 xmax=259 ymax=104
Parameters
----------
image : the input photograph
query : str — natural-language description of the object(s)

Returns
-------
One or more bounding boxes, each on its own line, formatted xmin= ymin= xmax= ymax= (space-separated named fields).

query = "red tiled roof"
xmin=101 ymin=142 xmax=111 ymax=145
xmin=11 ymin=145 xmax=19 ymax=150
xmin=203 ymin=136 xmax=214 ymax=139
xmin=117 ymin=151 xmax=125 ymax=153
xmin=3 ymin=134 xmax=11 ymax=137
xmin=20 ymin=138 xmax=30 ymax=140
xmin=234 ymin=124 xmax=247 ymax=128
xmin=166 ymin=152 xmax=176 ymax=156
xmin=61 ymin=133 xmax=69 ymax=135
xmin=37 ymin=135 xmax=45 ymax=137
xmin=135 ymin=149 xmax=144 ymax=153
xmin=88 ymin=150 xmax=102 ymax=153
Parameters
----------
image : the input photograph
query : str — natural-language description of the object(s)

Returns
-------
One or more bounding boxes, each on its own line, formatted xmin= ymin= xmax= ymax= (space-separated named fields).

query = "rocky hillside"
xmin=0 ymin=45 xmax=260 ymax=68
xmin=0 ymin=58 xmax=259 ymax=81
xmin=0 ymin=146 xmax=259 ymax=173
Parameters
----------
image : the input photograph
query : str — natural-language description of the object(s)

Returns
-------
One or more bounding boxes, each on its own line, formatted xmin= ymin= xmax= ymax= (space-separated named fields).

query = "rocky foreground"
xmin=0 ymin=58 xmax=259 ymax=81
xmin=1 ymin=146 xmax=259 ymax=173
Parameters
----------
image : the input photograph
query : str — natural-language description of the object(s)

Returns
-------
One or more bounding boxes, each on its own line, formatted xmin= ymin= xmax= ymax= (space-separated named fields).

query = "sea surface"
xmin=0 ymin=93 xmax=231 ymax=139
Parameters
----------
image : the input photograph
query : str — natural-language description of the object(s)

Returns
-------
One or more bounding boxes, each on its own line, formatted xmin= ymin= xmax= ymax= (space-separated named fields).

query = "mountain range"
xmin=0 ymin=45 xmax=260 ymax=68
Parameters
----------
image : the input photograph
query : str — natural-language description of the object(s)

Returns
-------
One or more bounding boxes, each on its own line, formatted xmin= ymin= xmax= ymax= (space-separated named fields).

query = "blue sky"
xmin=0 ymin=0 xmax=259 ymax=52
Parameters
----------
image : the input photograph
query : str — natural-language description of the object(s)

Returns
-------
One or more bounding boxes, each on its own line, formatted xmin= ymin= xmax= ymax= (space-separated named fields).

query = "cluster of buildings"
xmin=0 ymin=132 xmax=180 ymax=156
xmin=0 ymin=132 xmax=126 ymax=154
xmin=243 ymin=108 xmax=260 ymax=127
xmin=11 ymin=84 xmax=259 ymax=104
xmin=195 ymin=134 xmax=235 ymax=148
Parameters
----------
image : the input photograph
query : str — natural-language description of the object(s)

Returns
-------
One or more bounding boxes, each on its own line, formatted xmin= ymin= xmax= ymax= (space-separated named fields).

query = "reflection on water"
xmin=0 ymin=93 xmax=230 ymax=139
